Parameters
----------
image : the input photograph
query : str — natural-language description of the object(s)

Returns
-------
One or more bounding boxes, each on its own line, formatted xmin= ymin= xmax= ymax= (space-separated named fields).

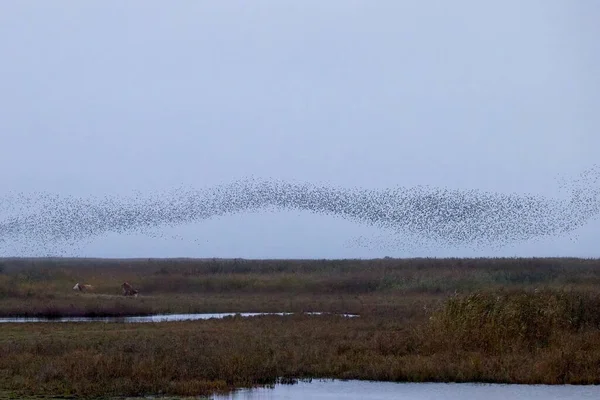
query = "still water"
xmin=0 ymin=312 xmax=358 ymax=323
xmin=212 ymin=379 xmax=600 ymax=400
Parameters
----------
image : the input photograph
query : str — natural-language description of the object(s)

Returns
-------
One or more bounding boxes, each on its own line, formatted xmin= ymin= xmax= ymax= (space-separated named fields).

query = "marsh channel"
xmin=212 ymin=379 xmax=600 ymax=400
xmin=0 ymin=312 xmax=358 ymax=323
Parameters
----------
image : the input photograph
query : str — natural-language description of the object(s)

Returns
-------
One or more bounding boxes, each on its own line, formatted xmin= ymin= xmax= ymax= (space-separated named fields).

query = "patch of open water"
xmin=212 ymin=379 xmax=600 ymax=400
xmin=0 ymin=312 xmax=358 ymax=323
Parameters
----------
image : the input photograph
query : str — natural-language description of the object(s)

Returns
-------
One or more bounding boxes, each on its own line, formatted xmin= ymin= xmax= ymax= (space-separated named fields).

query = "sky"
xmin=0 ymin=1 xmax=598 ymax=259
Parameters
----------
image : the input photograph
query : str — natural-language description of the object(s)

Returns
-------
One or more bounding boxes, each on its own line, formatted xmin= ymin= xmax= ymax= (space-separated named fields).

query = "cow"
xmin=73 ymin=282 xmax=94 ymax=292
xmin=121 ymin=282 xmax=139 ymax=297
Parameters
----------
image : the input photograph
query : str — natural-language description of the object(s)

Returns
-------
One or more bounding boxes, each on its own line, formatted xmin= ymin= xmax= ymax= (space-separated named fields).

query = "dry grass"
xmin=1 ymin=257 xmax=600 ymax=397
xmin=427 ymin=289 xmax=600 ymax=353
xmin=1 ymin=257 xmax=598 ymax=318
xmin=2 ymin=294 xmax=600 ymax=397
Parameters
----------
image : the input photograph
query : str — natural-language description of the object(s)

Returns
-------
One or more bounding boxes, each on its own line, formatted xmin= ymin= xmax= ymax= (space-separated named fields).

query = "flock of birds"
xmin=0 ymin=166 xmax=598 ymax=257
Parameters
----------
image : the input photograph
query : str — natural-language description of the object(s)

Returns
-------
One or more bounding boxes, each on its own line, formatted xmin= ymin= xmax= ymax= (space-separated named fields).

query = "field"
xmin=1 ymin=257 xmax=600 ymax=398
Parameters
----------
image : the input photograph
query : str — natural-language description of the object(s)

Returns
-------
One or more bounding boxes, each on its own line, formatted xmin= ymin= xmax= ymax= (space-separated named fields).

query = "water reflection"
xmin=214 ymin=379 xmax=600 ymax=400
xmin=0 ymin=312 xmax=359 ymax=323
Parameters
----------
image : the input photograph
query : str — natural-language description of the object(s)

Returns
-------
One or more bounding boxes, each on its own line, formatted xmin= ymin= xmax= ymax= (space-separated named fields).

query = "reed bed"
xmin=1 ymin=257 xmax=600 ymax=397
xmin=2 ymin=291 xmax=600 ymax=397
xmin=1 ymin=257 xmax=599 ymax=318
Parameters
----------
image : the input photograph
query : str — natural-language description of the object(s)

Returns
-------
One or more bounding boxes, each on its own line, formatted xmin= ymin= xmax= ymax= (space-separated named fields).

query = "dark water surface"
xmin=213 ymin=379 xmax=600 ymax=400
xmin=0 ymin=312 xmax=358 ymax=323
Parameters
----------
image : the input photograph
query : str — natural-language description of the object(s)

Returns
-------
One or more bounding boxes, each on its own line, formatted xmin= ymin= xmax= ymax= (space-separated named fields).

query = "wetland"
xmin=1 ymin=257 xmax=600 ymax=398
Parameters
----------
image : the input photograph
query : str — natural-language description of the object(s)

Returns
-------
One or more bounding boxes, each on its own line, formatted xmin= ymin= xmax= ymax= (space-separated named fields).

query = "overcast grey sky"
xmin=1 ymin=1 xmax=598 ymax=258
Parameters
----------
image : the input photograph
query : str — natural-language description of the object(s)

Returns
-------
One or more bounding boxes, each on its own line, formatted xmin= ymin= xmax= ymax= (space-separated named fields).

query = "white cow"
xmin=73 ymin=282 xmax=94 ymax=292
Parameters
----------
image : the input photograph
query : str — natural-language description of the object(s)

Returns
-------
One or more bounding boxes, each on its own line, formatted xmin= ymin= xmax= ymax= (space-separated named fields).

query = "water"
xmin=0 ymin=312 xmax=359 ymax=323
xmin=213 ymin=379 xmax=600 ymax=400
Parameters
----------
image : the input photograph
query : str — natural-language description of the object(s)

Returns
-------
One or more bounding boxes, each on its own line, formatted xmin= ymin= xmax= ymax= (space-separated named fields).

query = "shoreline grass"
xmin=2 ymin=256 xmax=599 ymax=318
xmin=1 ymin=257 xmax=600 ymax=397
xmin=3 ymin=292 xmax=600 ymax=397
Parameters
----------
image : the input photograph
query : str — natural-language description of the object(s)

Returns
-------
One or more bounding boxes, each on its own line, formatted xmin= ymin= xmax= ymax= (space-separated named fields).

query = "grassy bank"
xmin=1 ymin=257 xmax=599 ymax=318
xmin=1 ymin=257 xmax=600 ymax=397
xmin=2 ymin=290 xmax=600 ymax=398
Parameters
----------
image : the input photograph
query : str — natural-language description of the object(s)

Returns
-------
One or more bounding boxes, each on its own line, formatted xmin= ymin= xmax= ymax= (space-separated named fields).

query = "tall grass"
xmin=3 ymin=290 xmax=600 ymax=398
xmin=426 ymin=289 xmax=600 ymax=354
xmin=2 ymin=257 xmax=600 ymax=396
xmin=1 ymin=256 xmax=600 ymax=318
xmin=2 ymin=257 xmax=599 ymax=294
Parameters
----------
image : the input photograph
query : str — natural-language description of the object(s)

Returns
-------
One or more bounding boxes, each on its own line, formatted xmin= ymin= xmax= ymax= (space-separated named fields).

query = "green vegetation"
xmin=1 ymin=257 xmax=600 ymax=397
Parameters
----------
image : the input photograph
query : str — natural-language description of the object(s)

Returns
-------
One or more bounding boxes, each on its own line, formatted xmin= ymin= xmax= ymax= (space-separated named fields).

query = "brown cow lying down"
xmin=73 ymin=282 xmax=94 ymax=292
xmin=121 ymin=282 xmax=139 ymax=297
